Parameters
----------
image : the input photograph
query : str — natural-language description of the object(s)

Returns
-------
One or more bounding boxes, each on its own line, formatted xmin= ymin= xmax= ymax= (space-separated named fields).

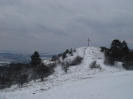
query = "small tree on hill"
xmin=65 ymin=49 xmax=69 ymax=54
xmin=69 ymin=48 xmax=73 ymax=56
xmin=30 ymin=51 xmax=42 ymax=81
xmin=58 ymin=53 xmax=62 ymax=59
xmin=104 ymin=39 xmax=130 ymax=66
xmin=121 ymin=41 xmax=129 ymax=54
xmin=30 ymin=51 xmax=42 ymax=66
xmin=62 ymin=52 xmax=67 ymax=60
xmin=111 ymin=39 xmax=122 ymax=50
xmin=37 ymin=63 xmax=51 ymax=81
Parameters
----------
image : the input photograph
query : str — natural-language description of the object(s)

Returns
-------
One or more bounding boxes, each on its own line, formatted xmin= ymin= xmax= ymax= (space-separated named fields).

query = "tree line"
xmin=0 ymin=51 xmax=55 ymax=89
xmin=101 ymin=39 xmax=133 ymax=70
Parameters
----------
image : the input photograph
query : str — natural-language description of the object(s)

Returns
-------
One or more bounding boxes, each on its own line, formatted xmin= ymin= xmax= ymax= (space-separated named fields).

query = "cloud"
xmin=0 ymin=0 xmax=133 ymax=53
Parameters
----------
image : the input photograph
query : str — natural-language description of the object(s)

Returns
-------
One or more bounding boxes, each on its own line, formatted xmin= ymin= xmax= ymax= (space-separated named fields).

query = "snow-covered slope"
xmin=54 ymin=46 xmax=124 ymax=76
xmin=0 ymin=47 xmax=133 ymax=99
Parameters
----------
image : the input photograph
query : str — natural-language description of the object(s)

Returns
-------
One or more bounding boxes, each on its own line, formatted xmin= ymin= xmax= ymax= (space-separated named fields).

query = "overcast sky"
xmin=0 ymin=0 xmax=133 ymax=53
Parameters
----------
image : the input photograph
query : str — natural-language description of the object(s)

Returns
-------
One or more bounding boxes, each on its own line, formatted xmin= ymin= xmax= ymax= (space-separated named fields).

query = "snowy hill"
xmin=0 ymin=47 xmax=133 ymax=99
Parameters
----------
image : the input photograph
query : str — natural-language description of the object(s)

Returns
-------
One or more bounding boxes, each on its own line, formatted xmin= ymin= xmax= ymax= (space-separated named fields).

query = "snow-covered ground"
xmin=0 ymin=47 xmax=133 ymax=99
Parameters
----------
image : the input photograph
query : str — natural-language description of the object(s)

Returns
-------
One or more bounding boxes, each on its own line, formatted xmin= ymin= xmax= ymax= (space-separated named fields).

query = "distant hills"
xmin=0 ymin=51 xmax=54 ymax=65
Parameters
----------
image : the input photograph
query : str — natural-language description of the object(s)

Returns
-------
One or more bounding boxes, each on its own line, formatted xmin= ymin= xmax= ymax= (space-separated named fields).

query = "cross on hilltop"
xmin=87 ymin=38 xmax=91 ymax=46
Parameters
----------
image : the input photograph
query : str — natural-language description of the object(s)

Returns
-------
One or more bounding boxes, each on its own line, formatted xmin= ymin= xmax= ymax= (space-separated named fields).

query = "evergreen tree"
xmin=121 ymin=41 xmax=129 ymax=53
xmin=62 ymin=52 xmax=66 ymax=60
xmin=30 ymin=51 xmax=41 ymax=66
xmin=110 ymin=39 xmax=122 ymax=61
xmin=69 ymin=48 xmax=73 ymax=56
xmin=65 ymin=49 xmax=69 ymax=54
xmin=104 ymin=39 xmax=130 ymax=66
xmin=111 ymin=39 xmax=122 ymax=50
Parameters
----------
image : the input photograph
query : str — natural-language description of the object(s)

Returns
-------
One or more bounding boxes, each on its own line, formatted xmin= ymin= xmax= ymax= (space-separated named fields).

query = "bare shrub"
xmin=61 ymin=62 xmax=69 ymax=73
xmin=71 ymin=56 xmax=83 ymax=66
xmin=89 ymin=60 xmax=101 ymax=69
xmin=61 ymin=56 xmax=83 ymax=73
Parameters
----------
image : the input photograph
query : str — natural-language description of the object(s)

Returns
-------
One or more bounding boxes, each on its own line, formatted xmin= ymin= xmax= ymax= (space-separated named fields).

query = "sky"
xmin=0 ymin=0 xmax=133 ymax=54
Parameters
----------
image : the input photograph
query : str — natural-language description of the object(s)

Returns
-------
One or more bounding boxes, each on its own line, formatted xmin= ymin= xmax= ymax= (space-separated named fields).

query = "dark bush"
xmin=0 ymin=77 xmax=11 ymax=89
xmin=37 ymin=63 xmax=54 ymax=81
xmin=18 ymin=75 xmax=28 ymax=87
xmin=123 ymin=51 xmax=133 ymax=70
xmin=100 ymin=46 xmax=109 ymax=52
xmin=71 ymin=56 xmax=83 ymax=66
xmin=103 ymin=39 xmax=130 ymax=67
xmin=89 ymin=60 xmax=101 ymax=69
xmin=58 ymin=53 xmax=62 ymax=58
xmin=104 ymin=50 xmax=115 ymax=66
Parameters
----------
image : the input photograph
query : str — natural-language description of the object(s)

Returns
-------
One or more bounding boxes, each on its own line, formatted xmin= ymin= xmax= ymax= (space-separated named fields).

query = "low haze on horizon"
xmin=0 ymin=0 xmax=133 ymax=53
